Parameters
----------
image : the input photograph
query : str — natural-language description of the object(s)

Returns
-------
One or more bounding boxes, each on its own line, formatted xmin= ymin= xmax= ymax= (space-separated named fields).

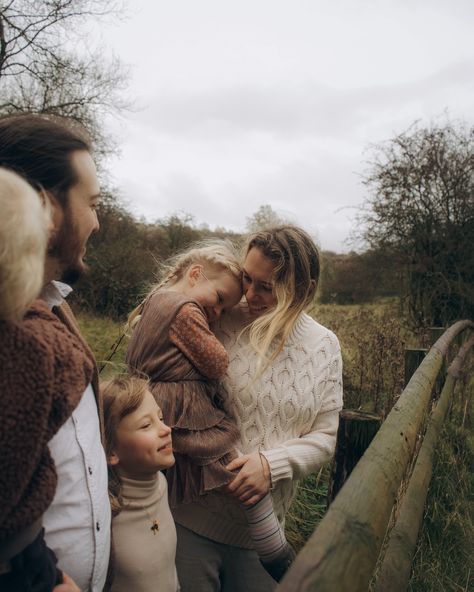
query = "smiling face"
xmin=108 ymin=390 xmax=175 ymax=480
xmin=185 ymin=264 xmax=242 ymax=323
xmin=242 ymin=247 xmax=278 ymax=317
xmin=48 ymin=150 xmax=100 ymax=285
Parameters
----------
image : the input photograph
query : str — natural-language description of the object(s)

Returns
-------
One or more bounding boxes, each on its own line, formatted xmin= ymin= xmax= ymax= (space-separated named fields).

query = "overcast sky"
xmin=93 ymin=0 xmax=474 ymax=252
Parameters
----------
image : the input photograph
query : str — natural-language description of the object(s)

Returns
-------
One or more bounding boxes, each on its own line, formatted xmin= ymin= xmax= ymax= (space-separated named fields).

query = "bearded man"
xmin=0 ymin=114 xmax=110 ymax=592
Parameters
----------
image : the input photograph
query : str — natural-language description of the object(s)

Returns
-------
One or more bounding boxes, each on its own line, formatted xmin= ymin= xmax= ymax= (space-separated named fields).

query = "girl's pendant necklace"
xmin=138 ymin=504 xmax=160 ymax=535
xmin=150 ymin=519 xmax=159 ymax=535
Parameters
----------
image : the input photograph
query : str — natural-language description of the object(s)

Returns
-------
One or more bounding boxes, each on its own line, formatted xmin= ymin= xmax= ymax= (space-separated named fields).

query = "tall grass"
xmin=285 ymin=468 xmax=330 ymax=551
xmin=408 ymin=377 xmax=474 ymax=592
xmin=310 ymin=300 xmax=412 ymax=416
xmin=77 ymin=303 xmax=473 ymax=590
xmin=78 ymin=312 xmax=128 ymax=378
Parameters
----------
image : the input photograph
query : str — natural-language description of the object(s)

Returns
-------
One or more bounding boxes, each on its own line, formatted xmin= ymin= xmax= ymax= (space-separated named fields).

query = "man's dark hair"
xmin=0 ymin=113 xmax=91 ymax=205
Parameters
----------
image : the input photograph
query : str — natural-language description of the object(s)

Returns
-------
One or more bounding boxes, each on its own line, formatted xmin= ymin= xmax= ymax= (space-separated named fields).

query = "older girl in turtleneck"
xmin=103 ymin=376 xmax=178 ymax=592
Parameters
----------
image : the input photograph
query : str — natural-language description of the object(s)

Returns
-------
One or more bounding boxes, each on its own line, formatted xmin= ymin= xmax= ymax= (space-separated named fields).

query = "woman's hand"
xmin=223 ymin=452 xmax=271 ymax=506
xmin=53 ymin=572 xmax=80 ymax=592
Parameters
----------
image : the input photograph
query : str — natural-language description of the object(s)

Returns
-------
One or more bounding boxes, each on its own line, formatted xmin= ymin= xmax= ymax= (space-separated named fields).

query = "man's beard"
xmin=48 ymin=209 xmax=87 ymax=286
xmin=60 ymin=265 xmax=84 ymax=286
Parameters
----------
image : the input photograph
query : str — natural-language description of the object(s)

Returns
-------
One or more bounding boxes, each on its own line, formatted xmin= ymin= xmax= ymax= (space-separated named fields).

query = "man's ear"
xmin=107 ymin=451 xmax=120 ymax=467
xmin=44 ymin=190 xmax=64 ymax=239
xmin=187 ymin=264 xmax=203 ymax=287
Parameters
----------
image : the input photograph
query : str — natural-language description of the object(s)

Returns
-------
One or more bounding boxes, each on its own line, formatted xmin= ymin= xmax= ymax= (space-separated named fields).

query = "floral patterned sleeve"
xmin=169 ymin=303 xmax=229 ymax=379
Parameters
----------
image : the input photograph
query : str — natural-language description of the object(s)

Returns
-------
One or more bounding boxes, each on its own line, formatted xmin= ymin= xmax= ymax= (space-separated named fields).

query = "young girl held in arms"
xmin=126 ymin=241 xmax=295 ymax=581
xmin=103 ymin=376 xmax=178 ymax=592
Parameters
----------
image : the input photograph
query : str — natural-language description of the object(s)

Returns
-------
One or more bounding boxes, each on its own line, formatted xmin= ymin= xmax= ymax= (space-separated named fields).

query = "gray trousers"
xmin=175 ymin=524 xmax=276 ymax=592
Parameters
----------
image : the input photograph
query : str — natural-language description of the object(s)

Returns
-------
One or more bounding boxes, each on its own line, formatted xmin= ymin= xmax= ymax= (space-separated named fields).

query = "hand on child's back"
xmin=223 ymin=451 xmax=271 ymax=505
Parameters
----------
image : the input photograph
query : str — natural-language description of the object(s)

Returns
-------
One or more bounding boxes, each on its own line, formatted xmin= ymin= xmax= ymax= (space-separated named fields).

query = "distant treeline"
xmin=72 ymin=197 xmax=398 ymax=319
xmin=76 ymin=111 xmax=474 ymax=329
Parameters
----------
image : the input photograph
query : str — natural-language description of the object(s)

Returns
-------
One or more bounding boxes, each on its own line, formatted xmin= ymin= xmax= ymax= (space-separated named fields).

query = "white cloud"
xmin=98 ymin=0 xmax=474 ymax=252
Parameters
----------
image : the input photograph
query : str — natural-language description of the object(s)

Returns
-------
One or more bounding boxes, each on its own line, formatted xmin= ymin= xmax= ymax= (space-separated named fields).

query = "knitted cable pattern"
xmin=172 ymin=304 xmax=343 ymax=548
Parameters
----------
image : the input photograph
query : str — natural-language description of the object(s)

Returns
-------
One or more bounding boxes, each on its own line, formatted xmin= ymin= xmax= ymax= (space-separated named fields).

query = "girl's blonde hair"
xmin=244 ymin=225 xmax=320 ymax=375
xmin=0 ymin=168 xmax=50 ymax=321
xmin=127 ymin=239 xmax=241 ymax=330
xmin=102 ymin=375 xmax=150 ymax=515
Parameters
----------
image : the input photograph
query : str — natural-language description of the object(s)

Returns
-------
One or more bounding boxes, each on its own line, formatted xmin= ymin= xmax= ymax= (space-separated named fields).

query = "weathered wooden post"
xmin=404 ymin=348 xmax=427 ymax=386
xmin=429 ymin=327 xmax=446 ymax=397
xmin=327 ymin=410 xmax=382 ymax=506
xmin=428 ymin=327 xmax=445 ymax=345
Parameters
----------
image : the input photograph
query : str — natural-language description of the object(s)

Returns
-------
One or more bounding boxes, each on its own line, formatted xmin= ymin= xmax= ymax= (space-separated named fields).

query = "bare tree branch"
xmin=356 ymin=119 xmax=474 ymax=327
xmin=0 ymin=0 xmax=129 ymax=155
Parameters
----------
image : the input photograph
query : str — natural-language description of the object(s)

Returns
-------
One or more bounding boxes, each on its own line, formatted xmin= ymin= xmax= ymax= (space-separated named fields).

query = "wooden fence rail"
xmin=373 ymin=334 xmax=474 ymax=592
xmin=277 ymin=320 xmax=474 ymax=592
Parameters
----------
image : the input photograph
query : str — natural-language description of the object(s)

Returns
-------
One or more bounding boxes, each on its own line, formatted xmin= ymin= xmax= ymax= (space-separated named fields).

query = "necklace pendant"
xmin=151 ymin=520 xmax=159 ymax=534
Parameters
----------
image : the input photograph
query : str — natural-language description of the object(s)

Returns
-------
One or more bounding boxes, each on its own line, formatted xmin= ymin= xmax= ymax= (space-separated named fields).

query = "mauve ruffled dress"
xmin=126 ymin=290 xmax=239 ymax=506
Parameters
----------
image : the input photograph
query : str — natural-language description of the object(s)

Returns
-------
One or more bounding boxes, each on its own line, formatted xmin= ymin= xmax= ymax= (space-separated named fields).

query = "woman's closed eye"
xmin=244 ymin=278 xmax=273 ymax=293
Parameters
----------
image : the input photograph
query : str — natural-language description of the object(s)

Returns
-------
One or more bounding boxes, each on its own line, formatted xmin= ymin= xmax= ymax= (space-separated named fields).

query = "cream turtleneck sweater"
xmin=111 ymin=472 xmax=178 ymax=591
xmin=173 ymin=305 xmax=343 ymax=549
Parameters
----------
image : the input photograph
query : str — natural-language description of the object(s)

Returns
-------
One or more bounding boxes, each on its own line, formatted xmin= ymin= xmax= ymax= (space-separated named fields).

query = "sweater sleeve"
xmin=169 ymin=303 xmax=229 ymax=379
xmin=0 ymin=306 xmax=93 ymax=534
xmin=24 ymin=303 xmax=94 ymax=438
xmin=261 ymin=342 xmax=343 ymax=483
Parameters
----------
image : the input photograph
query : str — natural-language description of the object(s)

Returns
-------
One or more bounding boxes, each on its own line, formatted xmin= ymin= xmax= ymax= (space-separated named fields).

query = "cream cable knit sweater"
xmin=172 ymin=305 xmax=343 ymax=549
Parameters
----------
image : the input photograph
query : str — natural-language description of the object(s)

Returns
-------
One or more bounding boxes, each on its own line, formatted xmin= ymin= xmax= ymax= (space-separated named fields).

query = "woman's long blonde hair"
xmin=102 ymin=375 xmax=150 ymax=515
xmin=244 ymin=226 xmax=320 ymax=375
xmin=127 ymin=239 xmax=241 ymax=330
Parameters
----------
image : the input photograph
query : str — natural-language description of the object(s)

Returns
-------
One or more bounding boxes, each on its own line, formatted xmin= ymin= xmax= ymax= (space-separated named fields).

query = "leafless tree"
xmin=246 ymin=204 xmax=290 ymax=233
xmin=0 ymin=0 xmax=128 ymax=152
xmin=358 ymin=120 xmax=474 ymax=327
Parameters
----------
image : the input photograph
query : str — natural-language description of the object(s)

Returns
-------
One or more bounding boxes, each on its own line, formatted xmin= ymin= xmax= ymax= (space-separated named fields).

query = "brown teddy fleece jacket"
xmin=0 ymin=299 xmax=94 ymax=541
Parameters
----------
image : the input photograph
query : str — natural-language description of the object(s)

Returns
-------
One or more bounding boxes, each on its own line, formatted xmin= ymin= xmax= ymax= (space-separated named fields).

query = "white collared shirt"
xmin=41 ymin=281 xmax=111 ymax=592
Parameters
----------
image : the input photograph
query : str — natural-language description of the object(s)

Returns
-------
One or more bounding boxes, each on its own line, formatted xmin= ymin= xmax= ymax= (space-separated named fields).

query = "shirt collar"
xmin=41 ymin=280 xmax=73 ymax=310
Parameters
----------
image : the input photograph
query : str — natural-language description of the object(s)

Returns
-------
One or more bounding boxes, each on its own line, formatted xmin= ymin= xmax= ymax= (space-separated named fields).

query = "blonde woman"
xmin=172 ymin=226 xmax=344 ymax=592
